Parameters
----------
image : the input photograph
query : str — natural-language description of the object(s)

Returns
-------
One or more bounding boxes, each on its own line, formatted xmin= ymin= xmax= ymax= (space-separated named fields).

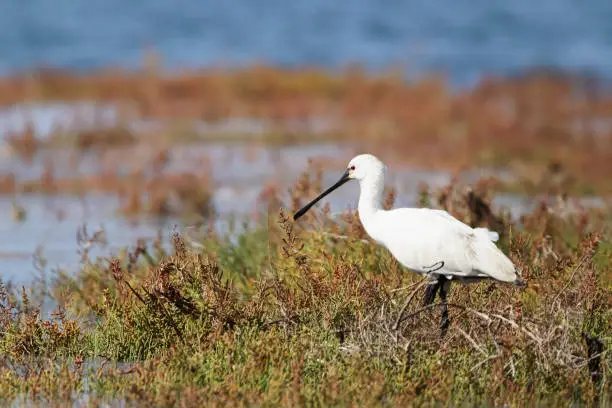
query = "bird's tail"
xmin=473 ymin=231 xmax=518 ymax=283
xmin=475 ymin=227 xmax=499 ymax=242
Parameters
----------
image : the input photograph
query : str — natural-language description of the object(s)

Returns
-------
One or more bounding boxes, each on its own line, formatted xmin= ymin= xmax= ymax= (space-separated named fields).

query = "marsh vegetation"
xmin=0 ymin=66 xmax=610 ymax=406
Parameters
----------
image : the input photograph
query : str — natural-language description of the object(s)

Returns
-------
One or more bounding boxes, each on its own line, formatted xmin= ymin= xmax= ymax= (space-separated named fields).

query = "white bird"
xmin=293 ymin=154 xmax=524 ymax=334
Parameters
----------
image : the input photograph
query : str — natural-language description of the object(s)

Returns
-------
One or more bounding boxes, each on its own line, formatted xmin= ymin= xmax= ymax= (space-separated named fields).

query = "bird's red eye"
xmin=350 ymin=165 xmax=356 ymax=170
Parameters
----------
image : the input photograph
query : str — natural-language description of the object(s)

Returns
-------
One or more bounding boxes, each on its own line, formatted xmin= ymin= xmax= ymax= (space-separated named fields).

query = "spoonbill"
xmin=293 ymin=154 xmax=524 ymax=335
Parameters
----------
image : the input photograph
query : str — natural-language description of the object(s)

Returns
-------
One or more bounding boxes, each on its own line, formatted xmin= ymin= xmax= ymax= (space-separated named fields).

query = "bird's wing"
xmin=374 ymin=208 xmax=476 ymax=276
xmin=374 ymin=208 xmax=514 ymax=281
xmin=430 ymin=209 xmax=499 ymax=241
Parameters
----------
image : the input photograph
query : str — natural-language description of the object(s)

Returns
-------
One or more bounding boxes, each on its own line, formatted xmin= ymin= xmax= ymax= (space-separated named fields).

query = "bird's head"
xmin=293 ymin=153 xmax=386 ymax=220
xmin=346 ymin=154 xmax=386 ymax=182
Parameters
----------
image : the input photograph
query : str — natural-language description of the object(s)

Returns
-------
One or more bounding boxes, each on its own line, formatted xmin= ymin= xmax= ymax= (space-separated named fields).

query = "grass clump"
xmin=1 ymin=179 xmax=611 ymax=407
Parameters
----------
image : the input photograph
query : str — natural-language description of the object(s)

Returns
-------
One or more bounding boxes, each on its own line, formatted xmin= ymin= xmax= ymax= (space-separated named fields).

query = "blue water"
xmin=1 ymin=0 xmax=612 ymax=85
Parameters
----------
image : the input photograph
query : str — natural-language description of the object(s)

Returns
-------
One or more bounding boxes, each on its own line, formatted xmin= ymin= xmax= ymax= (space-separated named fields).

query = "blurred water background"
xmin=2 ymin=0 xmax=612 ymax=85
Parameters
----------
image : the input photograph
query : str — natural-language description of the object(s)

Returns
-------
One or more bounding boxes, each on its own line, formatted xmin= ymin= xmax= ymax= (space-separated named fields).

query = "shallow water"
xmin=4 ymin=141 xmax=604 ymax=285
xmin=0 ymin=105 xmax=607 ymax=284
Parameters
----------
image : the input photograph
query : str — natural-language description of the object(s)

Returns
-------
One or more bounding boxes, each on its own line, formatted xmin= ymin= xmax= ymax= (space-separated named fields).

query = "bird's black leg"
xmin=438 ymin=276 xmax=451 ymax=338
xmin=422 ymin=280 xmax=440 ymax=306
xmin=421 ymin=262 xmax=450 ymax=337
xmin=422 ymin=262 xmax=445 ymax=307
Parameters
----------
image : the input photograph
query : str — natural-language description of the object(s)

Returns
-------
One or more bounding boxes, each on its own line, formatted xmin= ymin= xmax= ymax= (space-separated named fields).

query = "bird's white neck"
xmin=357 ymin=175 xmax=385 ymax=224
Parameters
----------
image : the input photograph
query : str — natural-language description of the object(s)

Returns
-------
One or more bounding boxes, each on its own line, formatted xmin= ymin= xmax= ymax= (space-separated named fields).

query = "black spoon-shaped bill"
xmin=293 ymin=170 xmax=351 ymax=220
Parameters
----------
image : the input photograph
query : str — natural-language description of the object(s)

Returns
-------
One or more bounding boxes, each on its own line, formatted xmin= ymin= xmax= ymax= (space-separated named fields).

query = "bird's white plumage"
xmin=347 ymin=154 xmax=519 ymax=283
